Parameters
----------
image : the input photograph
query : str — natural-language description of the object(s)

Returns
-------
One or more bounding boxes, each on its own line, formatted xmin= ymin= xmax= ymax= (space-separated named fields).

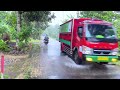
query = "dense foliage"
xmin=0 ymin=11 xmax=55 ymax=52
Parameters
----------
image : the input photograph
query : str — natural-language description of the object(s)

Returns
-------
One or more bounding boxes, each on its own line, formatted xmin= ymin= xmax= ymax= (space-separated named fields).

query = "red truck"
xmin=59 ymin=18 xmax=118 ymax=65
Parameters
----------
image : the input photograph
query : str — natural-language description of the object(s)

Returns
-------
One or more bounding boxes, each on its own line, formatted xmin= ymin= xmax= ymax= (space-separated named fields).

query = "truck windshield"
xmin=85 ymin=24 xmax=118 ymax=43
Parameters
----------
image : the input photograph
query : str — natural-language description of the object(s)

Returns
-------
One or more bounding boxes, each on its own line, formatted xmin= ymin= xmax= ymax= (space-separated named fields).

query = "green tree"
xmin=80 ymin=11 xmax=120 ymax=22
xmin=113 ymin=19 xmax=120 ymax=38
xmin=30 ymin=21 xmax=44 ymax=40
xmin=0 ymin=11 xmax=15 ymax=51
xmin=0 ymin=11 xmax=16 ymax=41
xmin=16 ymin=11 xmax=55 ymax=45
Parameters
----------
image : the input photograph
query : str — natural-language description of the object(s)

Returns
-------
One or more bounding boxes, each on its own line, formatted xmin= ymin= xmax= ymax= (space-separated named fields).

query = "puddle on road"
xmin=63 ymin=56 xmax=90 ymax=69
xmin=48 ymin=75 xmax=61 ymax=79
xmin=64 ymin=62 xmax=90 ymax=69
xmin=105 ymin=64 xmax=116 ymax=68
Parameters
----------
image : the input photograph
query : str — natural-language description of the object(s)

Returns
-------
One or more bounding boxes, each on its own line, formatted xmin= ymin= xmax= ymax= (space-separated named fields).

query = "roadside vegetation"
xmin=0 ymin=11 xmax=55 ymax=79
xmin=4 ymin=44 xmax=41 ymax=79
xmin=0 ymin=11 xmax=55 ymax=54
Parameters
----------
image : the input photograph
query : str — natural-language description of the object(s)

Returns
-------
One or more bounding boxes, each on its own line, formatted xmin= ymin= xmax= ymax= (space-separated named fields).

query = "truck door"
xmin=77 ymin=26 xmax=84 ymax=57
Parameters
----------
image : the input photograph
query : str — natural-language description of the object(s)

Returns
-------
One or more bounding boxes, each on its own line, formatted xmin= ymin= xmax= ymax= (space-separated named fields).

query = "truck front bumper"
xmin=85 ymin=55 xmax=118 ymax=62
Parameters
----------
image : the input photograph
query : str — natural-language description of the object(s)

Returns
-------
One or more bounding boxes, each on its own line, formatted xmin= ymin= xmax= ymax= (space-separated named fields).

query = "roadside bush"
xmin=18 ymin=42 xmax=26 ymax=49
xmin=119 ymin=42 xmax=120 ymax=51
xmin=0 ymin=74 xmax=9 ymax=79
xmin=0 ymin=40 xmax=10 ymax=52
xmin=18 ymin=41 xmax=29 ymax=50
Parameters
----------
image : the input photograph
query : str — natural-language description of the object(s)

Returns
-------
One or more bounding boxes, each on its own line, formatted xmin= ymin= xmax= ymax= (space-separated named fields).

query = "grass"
xmin=11 ymin=38 xmax=40 ymax=43
xmin=23 ymin=68 xmax=31 ymax=79
xmin=29 ymin=38 xmax=40 ymax=43
xmin=11 ymin=40 xmax=16 ymax=42
xmin=0 ymin=74 xmax=9 ymax=79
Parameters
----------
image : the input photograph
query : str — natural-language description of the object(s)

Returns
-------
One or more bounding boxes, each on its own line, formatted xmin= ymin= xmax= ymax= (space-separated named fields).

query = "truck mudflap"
xmin=85 ymin=55 xmax=118 ymax=62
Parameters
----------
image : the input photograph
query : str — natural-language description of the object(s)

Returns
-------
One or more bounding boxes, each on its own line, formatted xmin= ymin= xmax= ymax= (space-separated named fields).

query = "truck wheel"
xmin=73 ymin=50 xmax=83 ymax=65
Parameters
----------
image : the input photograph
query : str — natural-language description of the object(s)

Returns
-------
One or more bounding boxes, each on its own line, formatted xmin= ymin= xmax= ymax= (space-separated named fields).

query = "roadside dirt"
xmin=2 ymin=44 xmax=41 ymax=79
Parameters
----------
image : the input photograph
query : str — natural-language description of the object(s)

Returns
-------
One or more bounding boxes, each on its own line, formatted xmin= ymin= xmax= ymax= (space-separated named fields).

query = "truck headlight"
xmin=82 ymin=46 xmax=93 ymax=54
xmin=111 ymin=48 xmax=119 ymax=55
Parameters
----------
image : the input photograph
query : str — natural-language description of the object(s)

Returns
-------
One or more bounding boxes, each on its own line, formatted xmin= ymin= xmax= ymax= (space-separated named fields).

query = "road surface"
xmin=38 ymin=38 xmax=120 ymax=79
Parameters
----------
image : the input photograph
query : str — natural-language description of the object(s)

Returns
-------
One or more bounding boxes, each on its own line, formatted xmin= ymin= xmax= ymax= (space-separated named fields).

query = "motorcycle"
xmin=44 ymin=38 xmax=49 ymax=45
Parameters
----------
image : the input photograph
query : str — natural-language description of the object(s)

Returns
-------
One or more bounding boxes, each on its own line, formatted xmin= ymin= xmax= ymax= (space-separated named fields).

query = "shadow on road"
xmin=60 ymin=52 xmax=66 ymax=56
xmin=90 ymin=63 xmax=108 ymax=71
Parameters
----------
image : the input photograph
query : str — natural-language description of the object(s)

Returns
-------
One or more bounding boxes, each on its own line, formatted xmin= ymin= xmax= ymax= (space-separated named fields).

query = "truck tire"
xmin=73 ymin=50 xmax=83 ymax=65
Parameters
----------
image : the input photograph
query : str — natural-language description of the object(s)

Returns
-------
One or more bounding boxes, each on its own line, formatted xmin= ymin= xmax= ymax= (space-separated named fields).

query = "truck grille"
xmin=93 ymin=50 xmax=111 ymax=55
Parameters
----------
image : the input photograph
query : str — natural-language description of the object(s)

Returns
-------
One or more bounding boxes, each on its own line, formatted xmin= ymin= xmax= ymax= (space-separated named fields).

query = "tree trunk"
xmin=16 ymin=11 xmax=21 ymax=46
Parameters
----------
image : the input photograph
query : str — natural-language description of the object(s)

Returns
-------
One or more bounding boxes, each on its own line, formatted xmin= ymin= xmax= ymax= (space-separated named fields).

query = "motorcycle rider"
xmin=44 ymin=35 xmax=49 ymax=42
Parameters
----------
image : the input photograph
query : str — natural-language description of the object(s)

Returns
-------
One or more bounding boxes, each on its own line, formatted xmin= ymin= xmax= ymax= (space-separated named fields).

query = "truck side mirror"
xmin=78 ymin=27 xmax=83 ymax=38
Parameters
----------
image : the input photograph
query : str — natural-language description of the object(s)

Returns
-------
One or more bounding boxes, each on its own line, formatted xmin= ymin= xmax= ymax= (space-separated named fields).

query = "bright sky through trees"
xmin=49 ymin=11 xmax=77 ymax=25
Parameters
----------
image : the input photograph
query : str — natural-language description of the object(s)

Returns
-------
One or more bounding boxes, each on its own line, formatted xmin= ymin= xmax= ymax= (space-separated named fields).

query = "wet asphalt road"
xmin=39 ymin=38 xmax=120 ymax=79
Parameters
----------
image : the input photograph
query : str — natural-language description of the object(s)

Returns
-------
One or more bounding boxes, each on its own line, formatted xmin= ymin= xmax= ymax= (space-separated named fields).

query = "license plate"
xmin=98 ymin=57 xmax=108 ymax=61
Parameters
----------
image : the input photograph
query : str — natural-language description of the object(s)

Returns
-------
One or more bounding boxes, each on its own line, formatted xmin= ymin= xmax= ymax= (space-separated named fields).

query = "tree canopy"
xmin=80 ymin=11 xmax=120 ymax=22
xmin=0 ymin=11 xmax=56 ymax=52
xmin=16 ymin=11 xmax=55 ymax=42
